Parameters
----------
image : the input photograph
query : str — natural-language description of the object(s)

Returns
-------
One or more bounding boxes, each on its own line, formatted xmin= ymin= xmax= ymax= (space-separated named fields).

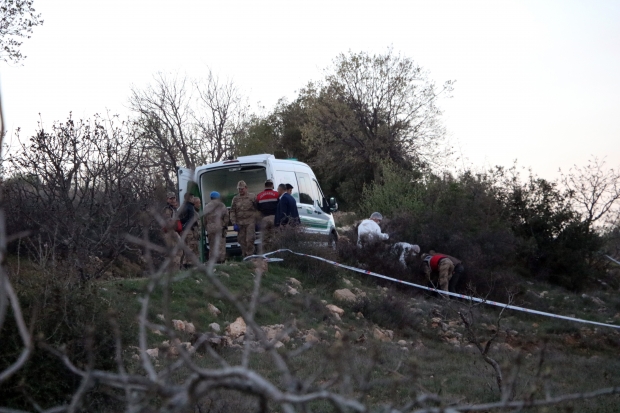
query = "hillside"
xmin=91 ymin=255 xmax=620 ymax=412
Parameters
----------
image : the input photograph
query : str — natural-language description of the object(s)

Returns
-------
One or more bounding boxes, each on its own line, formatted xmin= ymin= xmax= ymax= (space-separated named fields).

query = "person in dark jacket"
xmin=275 ymin=183 xmax=300 ymax=227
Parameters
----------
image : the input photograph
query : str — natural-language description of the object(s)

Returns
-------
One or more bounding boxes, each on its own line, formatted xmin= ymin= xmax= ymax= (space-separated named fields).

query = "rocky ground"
xmin=102 ymin=258 xmax=620 ymax=412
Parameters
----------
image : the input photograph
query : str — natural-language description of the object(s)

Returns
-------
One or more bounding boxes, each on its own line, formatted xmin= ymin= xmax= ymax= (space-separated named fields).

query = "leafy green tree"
xmin=0 ymin=0 xmax=43 ymax=64
xmin=236 ymin=98 xmax=311 ymax=160
xmin=236 ymin=113 xmax=283 ymax=157
xmin=300 ymin=49 xmax=453 ymax=205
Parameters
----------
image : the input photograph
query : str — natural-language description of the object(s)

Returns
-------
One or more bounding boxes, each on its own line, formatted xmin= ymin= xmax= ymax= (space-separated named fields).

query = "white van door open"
xmin=177 ymin=167 xmax=195 ymax=202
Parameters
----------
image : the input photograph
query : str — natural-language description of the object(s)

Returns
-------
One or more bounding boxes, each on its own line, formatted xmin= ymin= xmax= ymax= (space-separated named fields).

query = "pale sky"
xmin=1 ymin=0 xmax=619 ymax=179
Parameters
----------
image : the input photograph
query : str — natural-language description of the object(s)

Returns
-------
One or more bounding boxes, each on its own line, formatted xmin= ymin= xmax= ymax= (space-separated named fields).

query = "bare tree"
xmin=0 ymin=0 xmax=43 ymax=64
xmin=130 ymin=71 xmax=249 ymax=189
xmin=561 ymin=157 xmax=620 ymax=230
xmin=4 ymin=113 xmax=150 ymax=279
xmin=130 ymin=73 xmax=197 ymax=189
xmin=195 ymin=70 xmax=249 ymax=163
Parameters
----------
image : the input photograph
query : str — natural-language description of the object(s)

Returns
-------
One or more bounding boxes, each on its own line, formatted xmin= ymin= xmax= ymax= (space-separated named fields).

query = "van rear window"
xmin=200 ymin=165 xmax=267 ymax=207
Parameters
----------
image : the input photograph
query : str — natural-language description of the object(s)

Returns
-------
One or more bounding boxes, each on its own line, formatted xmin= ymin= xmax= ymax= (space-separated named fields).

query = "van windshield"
xmin=200 ymin=165 xmax=267 ymax=207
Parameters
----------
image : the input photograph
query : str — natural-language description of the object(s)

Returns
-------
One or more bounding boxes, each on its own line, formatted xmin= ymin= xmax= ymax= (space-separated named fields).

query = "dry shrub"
xmin=352 ymin=293 xmax=421 ymax=338
xmin=336 ymin=215 xmax=521 ymax=302
xmin=0 ymin=263 xmax=130 ymax=410
xmin=271 ymin=227 xmax=341 ymax=289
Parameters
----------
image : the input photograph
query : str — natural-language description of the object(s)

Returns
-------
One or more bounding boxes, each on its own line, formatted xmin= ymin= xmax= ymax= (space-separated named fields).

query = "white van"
xmin=177 ymin=154 xmax=338 ymax=260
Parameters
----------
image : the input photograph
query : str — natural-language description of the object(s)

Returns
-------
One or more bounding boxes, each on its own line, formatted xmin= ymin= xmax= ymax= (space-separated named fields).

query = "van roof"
xmin=198 ymin=154 xmax=310 ymax=170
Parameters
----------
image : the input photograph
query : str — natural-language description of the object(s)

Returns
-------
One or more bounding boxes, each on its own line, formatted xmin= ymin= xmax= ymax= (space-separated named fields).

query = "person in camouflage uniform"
xmin=230 ymin=180 xmax=257 ymax=257
xmin=204 ymin=191 xmax=228 ymax=263
xmin=162 ymin=191 xmax=183 ymax=270
xmin=179 ymin=192 xmax=198 ymax=267
xmin=421 ymin=251 xmax=463 ymax=293
xmin=192 ymin=194 xmax=202 ymax=259
xmin=256 ymin=179 xmax=279 ymax=253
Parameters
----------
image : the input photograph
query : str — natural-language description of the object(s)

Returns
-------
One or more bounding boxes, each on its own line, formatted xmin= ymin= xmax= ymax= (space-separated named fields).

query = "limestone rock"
xmin=304 ymin=329 xmax=320 ymax=343
xmin=146 ymin=348 xmax=159 ymax=358
xmin=274 ymin=341 xmax=285 ymax=349
xmin=326 ymin=304 xmax=345 ymax=316
xmin=352 ymin=288 xmax=366 ymax=298
xmin=181 ymin=342 xmax=196 ymax=354
xmin=373 ymin=327 xmax=393 ymax=342
xmin=184 ymin=322 xmax=196 ymax=334
xmin=208 ymin=303 xmax=221 ymax=317
xmin=287 ymin=286 xmax=299 ymax=296
xmin=262 ymin=324 xmax=290 ymax=343
xmin=226 ymin=317 xmax=247 ymax=339
xmin=156 ymin=314 xmax=165 ymax=321
xmin=334 ymin=288 xmax=357 ymax=303
xmin=342 ymin=278 xmax=352 ymax=286
xmin=335 ymin=330 xmax=342 ymax=339
xmin=397 ymin=340 xmax=407 ymax=346
xmin=172 ymin=319 xmax=185 ymax=331
xmin=209 ymin=322 xmax=221 ymax=333
xmin=287 ymin=277 xmax=302 ymax=287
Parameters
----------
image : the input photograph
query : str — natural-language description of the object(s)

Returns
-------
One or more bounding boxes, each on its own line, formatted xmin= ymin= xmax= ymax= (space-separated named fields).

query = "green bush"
xmin=355 ymin=163 xmax=608 ymax=292
xmin=358 ymin=161 xmax=424 ymax=218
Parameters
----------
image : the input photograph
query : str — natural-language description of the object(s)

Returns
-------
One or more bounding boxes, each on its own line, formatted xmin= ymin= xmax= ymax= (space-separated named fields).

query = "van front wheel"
xmin=328 ymin=231 xmax=338 ymax=250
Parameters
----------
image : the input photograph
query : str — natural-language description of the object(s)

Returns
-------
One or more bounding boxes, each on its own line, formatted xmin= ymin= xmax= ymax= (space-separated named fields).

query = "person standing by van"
xmin=256 ymin=179 xmax=279 ymax=250
xmin=275 ymin=183 xmax=300 ymax=227
xmin=179 ymin=192 xmax=199 ymax=267
xmin=162 ymin=192 xmax=183 ymax=270
xmin=204 ymin=191 xmax=228 ymax=263
xmin=230 ymin=180 xmax=257 ymax=257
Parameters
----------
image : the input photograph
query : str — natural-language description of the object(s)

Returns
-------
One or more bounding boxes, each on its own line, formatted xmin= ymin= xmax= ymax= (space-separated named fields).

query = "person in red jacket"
xmin=421 ymin=251 xmax=463 ymax=292
xmin=256 ymin=179 xmax=279 ymax=251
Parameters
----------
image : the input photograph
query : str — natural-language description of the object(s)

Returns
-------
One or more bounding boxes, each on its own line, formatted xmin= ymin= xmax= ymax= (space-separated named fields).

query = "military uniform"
xmin=162 ymin=201 xmax=183 ymax=270
xmin=192 ymin=197 xmax=202 ymax=260
xmin=204 ymin=198 xmax=229 ymax=262
xmin=422 ymin=253 xmax=458 ymax=292
xmin=256 ymin=182 xmax=279 ymax=252
xmin=230 ymin=183 xmax=257 ymax=257
xmin=179 ymin=196 xmax=199 ymax=266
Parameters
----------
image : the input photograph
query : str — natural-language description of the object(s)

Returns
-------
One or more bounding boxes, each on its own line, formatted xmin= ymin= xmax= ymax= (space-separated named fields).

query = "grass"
xmin=6 ymin=251 xmax=620 ymax=412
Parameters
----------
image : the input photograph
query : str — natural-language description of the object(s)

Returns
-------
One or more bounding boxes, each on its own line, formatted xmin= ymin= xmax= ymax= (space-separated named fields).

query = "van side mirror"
xmin=329 ymin=197 xmax=338 ymax=212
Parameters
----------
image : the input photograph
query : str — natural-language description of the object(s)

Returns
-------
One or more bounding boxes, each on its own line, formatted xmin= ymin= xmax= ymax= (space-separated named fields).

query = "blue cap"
xmin=210 ymin=191 xmax=220 ymax=199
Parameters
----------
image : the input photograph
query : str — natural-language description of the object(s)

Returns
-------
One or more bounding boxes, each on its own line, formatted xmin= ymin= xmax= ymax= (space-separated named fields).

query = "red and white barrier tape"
xmin=245 ymin=249 xmax=620 ymax=330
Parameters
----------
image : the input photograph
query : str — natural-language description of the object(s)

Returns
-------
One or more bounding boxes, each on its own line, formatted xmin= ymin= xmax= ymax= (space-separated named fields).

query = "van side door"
xmin=177 ymin=167 xmax=195 ymax=202
xmin=295 ymin=172 xmax=330 ymax=233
